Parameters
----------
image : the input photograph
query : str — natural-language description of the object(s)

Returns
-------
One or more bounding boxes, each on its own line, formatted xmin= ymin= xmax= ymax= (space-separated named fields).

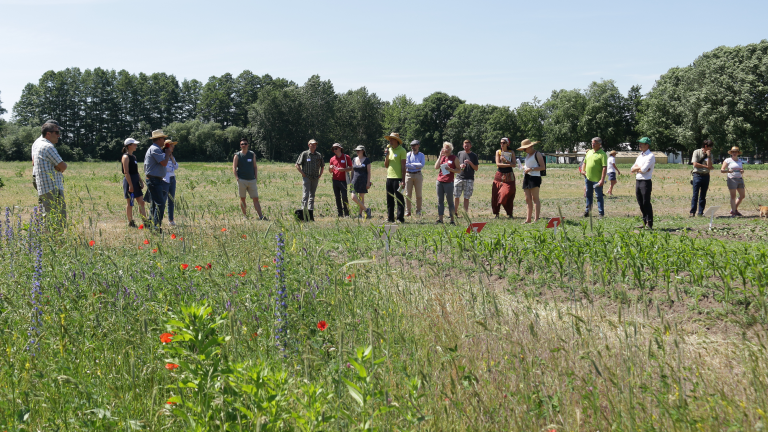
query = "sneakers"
xmin=449 ymin=219 xmax=456 ymax=226
xmin=689 ymin=213 xmax=695 ymax=218
xmin=168 ymin=220 xmax=176 ymax=226
xmin=435 ymin=219 xmax=443 ymax=224
xmin=583 ymin=211 xmax=590 ymax=218
xmin=259 ymin=215 xmax=269 ymax=221
xmin=365 ymin=208 xmax=372 ymax=219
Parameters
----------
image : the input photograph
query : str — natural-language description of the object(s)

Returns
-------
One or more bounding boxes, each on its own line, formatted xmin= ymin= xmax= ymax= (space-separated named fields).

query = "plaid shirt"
xmin=296 ymin=150 xmax=324 ymax=179
xmin=32 ymin=136 xmax=64 ymax=195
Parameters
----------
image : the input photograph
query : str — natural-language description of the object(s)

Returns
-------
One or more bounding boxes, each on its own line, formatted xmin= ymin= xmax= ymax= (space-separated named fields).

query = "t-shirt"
xmin=437 ymin=155 xmax=457 ymax=183
xmin=691 ymin=148 xmax=711 ymax=175
xmin=456 ymin=151 xmax=479 ymax=180
xmin=607 ymin=156 xmax=616 ymax=173
xmin=584 ymin=149 xmax=608 ymax=182
xmin=330 ymin=154 xmax=352 ymax=182
xmin=235 ymin=150 xmax=256 ymax=180
xmin=724 ymin=157 xmax=743 ymax=179
xmin=386 ymin=145 xmax=407 ymax=179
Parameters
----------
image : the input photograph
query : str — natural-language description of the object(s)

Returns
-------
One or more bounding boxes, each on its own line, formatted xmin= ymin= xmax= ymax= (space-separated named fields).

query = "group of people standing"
xmin=27 ymin=120 xmax=751 ymax=231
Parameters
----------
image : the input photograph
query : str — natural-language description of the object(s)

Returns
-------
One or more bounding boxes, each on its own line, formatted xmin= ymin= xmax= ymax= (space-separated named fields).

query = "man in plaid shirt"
xmin=32 ymin=121 xmax=68 ymax=225
xmin=295 ymin=139 xmax=324 ymax=221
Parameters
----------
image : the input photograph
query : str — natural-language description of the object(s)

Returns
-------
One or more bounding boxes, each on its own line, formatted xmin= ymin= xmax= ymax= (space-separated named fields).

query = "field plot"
xmin=1 ymin=161 xmax=767 ymax=431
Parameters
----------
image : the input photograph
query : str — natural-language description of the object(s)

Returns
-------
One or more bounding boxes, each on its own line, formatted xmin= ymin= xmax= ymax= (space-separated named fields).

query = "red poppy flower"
xmin=317 ymin=320 xmax=328 ymax=331
xmin=262 ymin=265 xmax=268 ymax=269
xmin=179 ymin=237 xmax=183 ymax=241
xmin=346 ymin=274 xmax=355 ymax=280
xmin=138 ymin=246 xmax=143 ymax=250
xmin=89 ymin=240 xmax=95 ymax=247
xmin=171 ymin=234 xmax=177 ymax=239
xmin=206 ymin=263 xmax=212 ymax=269
xmin=166 ymin=401 xmax=176 ymax=405
xmin=165 ymin=363 xmax=179 ymax=370
xmin=228 ymin=273 xmax=234 ymax=277
xmin=181 ymin=264 xmax=189 ymax=270
xmin=138 ymin=224 xmax=144 ymax=230
xmin=251 ymin=332 xmax=258 ymax=339
xmin=152 ymin=248 xmax=158 ymax=253
xmin=241 ymin=234 xmax=247 ymax=239
xmin=143 ymin=239 xmax=149 ymax=245
xmin=195 ymin=265 xmax=203 ymax=271
xmin=221 ymin=228 xmax=227 ymax=232
xmin=238 ymin=271 xmax=247 ymax=277
xmin=160 ymin=333 xmax=173 ymax=343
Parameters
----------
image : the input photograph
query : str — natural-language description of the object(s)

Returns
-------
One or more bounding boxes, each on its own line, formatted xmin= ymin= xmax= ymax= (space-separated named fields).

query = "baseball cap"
xmin=124 ymin=138 xmax=140 ymax=146
xmin=44 ymin=120 xmax=63 ymax=129
xmin=500 ymin=137 xmax=509 ymax=143
xmin=410 ymin=140 xmax=420 ymax=146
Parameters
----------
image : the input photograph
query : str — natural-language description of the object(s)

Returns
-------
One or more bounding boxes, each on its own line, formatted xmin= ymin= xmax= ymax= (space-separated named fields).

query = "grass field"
xmin=1 ymin=160 xmax=767 ymax=431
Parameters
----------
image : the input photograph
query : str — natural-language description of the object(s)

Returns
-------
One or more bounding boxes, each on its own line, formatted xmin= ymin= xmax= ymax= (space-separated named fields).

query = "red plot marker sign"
xmin=466 ymin=222 xmax=487 ymax=234
xmin=546 ymin=217 xmax=562 ymax=235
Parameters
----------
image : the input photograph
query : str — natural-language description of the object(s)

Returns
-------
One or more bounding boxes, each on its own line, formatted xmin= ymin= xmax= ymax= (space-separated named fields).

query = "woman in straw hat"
xmin=721 ymin=146 xmax=746 ymax=217
xmin=163 ymin=139 xmax=179 ymax=226
xmin=491 ymin=138 xmax=517 ymax=218
xmin=607 ymin=150 xmax=621 ymax=196
xmin=434 ymin=141 xmax=460 ymax=225
xmin=120 ymin=138 xmax=147 ymax=228
xmin=518 ymin=139 xmax=545 ymax=223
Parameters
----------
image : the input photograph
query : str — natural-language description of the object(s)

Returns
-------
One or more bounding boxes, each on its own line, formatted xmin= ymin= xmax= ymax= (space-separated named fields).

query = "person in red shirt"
xmin=329 ymin=143 xmax=353 ymax=217
xmin=434 ymin=142 xmax=461 ymax=225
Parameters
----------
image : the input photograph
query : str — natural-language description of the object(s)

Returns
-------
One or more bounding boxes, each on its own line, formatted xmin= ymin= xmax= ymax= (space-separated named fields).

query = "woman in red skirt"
xmin=492 ymin=137 xmax=517 ymax=218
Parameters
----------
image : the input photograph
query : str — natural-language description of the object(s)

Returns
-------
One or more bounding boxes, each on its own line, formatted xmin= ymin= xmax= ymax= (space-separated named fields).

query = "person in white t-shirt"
xmin=720 ymin=146 xmax=746 ymax=217
xmin=606 ymin=150 xmax=621 ymax=195
xmin=630 ymin=137 xmax=655 ymax=229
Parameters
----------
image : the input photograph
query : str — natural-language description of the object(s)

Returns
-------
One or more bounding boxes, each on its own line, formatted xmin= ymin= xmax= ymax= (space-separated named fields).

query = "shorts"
xmin=453 ymin=178 xmax=474 ymax=199
xmin=608 ymin=172 xmax=617 ymax=181
xmin=123 ymin=175 xmax=144 ymax=199
xmin=238 ymin=178 xmax=259 ymax=198
xmin=522 ymin=174 xmax=542 ymax=190
xmin=727 ymin=177 xmax=744 ymax=190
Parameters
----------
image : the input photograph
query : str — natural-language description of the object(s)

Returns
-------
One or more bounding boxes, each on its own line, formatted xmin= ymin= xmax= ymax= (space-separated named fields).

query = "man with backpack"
xmin=233 ymin=138 xmax=267 ymax=220
xmin=583 ymin=137 xmax=608 ymax=218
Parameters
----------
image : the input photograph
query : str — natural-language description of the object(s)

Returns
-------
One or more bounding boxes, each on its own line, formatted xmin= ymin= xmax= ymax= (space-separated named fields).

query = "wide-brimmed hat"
xmin=332 ymin=143 xmax=343 ymax=150
xmin=728 ymin=146 xmax=742 ymax=155
xmin=151 ymin=129 xmax=168 ymax=140
xmin=383 ymin=132 xmax=402 ymax=144
xmin=163 ymin=139 xmax=178 ymax=149
xmin=308 ymin=139 xmax=318 ymax=145
xmin=354 ymin=145 xmax=367 ymax=156
xmin=516 ymin=139 xmax=540 ymax=151
xmin=609 ymin=150 xmax=617 ymax=156
xmin=637 ymin=137 xmax=652 ymax=145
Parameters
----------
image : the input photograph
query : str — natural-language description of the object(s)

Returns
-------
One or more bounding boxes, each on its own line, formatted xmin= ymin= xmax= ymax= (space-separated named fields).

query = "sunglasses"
xmin=52 ymin=130 xmax=61 ymax=135
xmin=240 ymin=143 xmax=248 ymax=146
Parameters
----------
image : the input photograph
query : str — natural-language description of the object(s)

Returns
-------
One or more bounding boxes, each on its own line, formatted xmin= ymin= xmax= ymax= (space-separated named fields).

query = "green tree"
xmin=12 ymin=83 xmax=43 ymax=126
xmin=409 ymin=92 xmax=465 ymax=155
xmin=382 ymin=94 xmax=416 ymax=143
xmin=444 ymin=104 xmax=499 ymax=158
xmin=579 ymin=79 xmax=626 ymax=149
xmin=543 ymin=89 xmax=586 ymax=152
xmin=334 ymin=87 xmax=384 ymax=158
xmin=179 ymin=79 xmax=202 ymax=121
xmin=248 ymin=85 xmax=305 ymax=161
xmin=234 ymin=70 xmax=263 ymax=127
xmin=200 ymin=73 xmax=236 ymax=126
xmin=0 ymin=123 xmax=40 ymax=161
xmin=300 ymin=75 xmax=337 ymax=147
xmin=516 ymin=97 xmax=546 ymax=144
xmin=484 ymin=106 xmax=521 ymax=155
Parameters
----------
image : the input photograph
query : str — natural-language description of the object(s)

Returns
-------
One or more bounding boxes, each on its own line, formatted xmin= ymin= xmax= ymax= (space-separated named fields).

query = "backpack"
xmin=536 ymin=151 xmax=547 ymax=176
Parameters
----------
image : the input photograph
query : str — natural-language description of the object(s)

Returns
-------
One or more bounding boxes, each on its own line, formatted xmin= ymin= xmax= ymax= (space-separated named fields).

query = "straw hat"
xmin=150 ymin=129 xmax=168 ymax=140
xmin=609 ymin=150 xmax=617 ymax=156
xmin=728 ymin=146 xmax=741 ymax=155
xmin=163 ymin=139 xmax=178 ymax=149
xmin=516 ymin=139 xmax=540 ymax=151
xmin=383 ymin=132 xmax=403 ymax=144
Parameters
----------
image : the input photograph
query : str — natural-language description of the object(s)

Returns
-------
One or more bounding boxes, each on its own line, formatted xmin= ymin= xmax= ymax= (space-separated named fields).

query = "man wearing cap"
xmin=144 ymin=129 xmax=173 ymax=229
xmin=31 ymin=120 xmax=68 ymax=226
xmin=329 ymin=143 xmax=352 ymax=217
xmin=233 ymin=138 xmax=267 ymax=220
xmin=583 ymin=137 xmax=608 ymax=218
xmin=454 ymin=139 xmax=480 ymax=215
xmin=383 ymin=133 xmax=407 ymax=223
xmin=405 ymin=140 xmax=425 ymax=216
xmin=689 ymin=139 xmax=714 ymax=217
xmin=631 ymin=137 xmax=656 ymax=229
xmin=295 ymin=139 xmax=324 ymax=221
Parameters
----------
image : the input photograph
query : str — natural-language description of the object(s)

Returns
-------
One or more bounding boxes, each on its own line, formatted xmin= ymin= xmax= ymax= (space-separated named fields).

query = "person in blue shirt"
xmin=143 ymin=129 xmax=173 ymax=230
xmin=405 ymin=140 xmax=425 ymax=216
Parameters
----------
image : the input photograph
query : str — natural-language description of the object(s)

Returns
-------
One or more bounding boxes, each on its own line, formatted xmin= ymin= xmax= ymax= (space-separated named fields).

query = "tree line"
xmin=1 ymin=40 xmax=766 ymax=162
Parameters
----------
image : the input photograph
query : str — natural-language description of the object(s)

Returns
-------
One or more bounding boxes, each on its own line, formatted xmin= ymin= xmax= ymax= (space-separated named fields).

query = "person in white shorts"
xmin=232 ymin=138 xmax=267 ymax=220
xmin=721 ymin=146 xmax=746 ymax=217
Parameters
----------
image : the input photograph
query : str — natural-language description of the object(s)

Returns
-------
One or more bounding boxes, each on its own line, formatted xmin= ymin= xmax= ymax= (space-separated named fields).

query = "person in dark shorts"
xmin=121 ymin=138 xmax=147 ymax=228
xmin=350 ymin=145 xmax=373 ymax=219
xmin=518 ymin=139 xmax=545 ymax=223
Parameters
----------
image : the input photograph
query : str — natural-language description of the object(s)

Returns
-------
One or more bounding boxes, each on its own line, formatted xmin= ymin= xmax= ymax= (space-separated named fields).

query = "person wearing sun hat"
xmin=329 ymin=142 xmax=353 ymax=217
xmin=350 ymin=145 xmax=373 ymax=218
xmin=121 ymin=138 xmax=146 ymax=228
xmin=144 ymin=129 xmax=173 ymax=229
xmin=721 ymin=146 xmax=746 ymax=217
xmin=518 ymin=139 xmax=545 ymax=223
xmin=383 ymin=132 xmax=407 ymax=223
xmin=630 ymin=137 xmax=655 ymax=229
xmin=295 ymin=139 xmax=324 ymax=221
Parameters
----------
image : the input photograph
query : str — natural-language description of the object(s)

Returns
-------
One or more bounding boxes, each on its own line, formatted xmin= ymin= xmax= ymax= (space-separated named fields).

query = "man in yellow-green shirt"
xmin=583 ymin=137 xmax=608 ymax=217
xmin=383 ymin=132 xmax=407 ymax=223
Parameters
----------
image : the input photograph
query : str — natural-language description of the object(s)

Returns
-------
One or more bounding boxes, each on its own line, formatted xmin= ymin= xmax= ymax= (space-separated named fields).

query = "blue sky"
xmin=1 ymin=0 xmax=766 ymax=120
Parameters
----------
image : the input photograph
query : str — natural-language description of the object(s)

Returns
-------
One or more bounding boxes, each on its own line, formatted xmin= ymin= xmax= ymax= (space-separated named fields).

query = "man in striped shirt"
xmin=31 ymin=121 xmax=68 ymax=226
